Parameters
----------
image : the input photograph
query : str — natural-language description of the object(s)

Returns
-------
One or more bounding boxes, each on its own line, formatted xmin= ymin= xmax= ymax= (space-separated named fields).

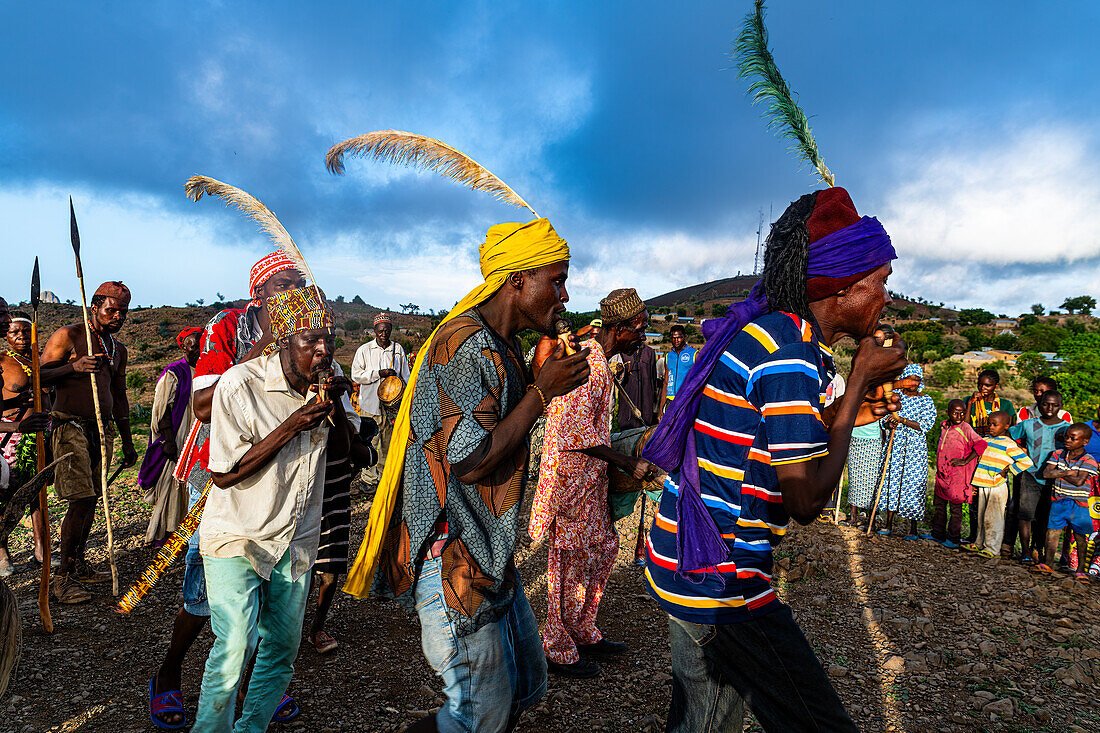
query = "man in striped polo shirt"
xmin=642 ymin=188 xmax=908 ymax=732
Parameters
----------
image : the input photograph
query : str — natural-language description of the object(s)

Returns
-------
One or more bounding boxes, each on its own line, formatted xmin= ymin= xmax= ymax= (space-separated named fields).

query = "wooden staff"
xmin=865 ymin=427 xmax=898 ymax=536
xmin=69 ymin=199 xmax=119 ymax=596
xmin=833 ymin=465 xmax=846 ymax=524
xmin=29 ymin=257 xmax=53 ymax=632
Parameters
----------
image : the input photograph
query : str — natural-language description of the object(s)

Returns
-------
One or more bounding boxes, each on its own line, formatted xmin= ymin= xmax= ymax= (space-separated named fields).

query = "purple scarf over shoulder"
xmin=138 ymin=358 xmax=193 ymax=490
xmin=642 ymin=216 xmax=896 ymax=577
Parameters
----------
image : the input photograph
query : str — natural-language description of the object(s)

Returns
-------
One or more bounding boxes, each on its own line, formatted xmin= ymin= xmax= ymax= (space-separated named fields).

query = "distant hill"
xmin=647 ymin=275 xmax=956 ymax=321
xmin=3 ymin=299 xmax=434 ymax=415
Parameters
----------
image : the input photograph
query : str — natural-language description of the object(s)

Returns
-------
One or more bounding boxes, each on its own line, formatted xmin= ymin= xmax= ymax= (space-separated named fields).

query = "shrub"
xmin=928 ymin=359 xmax=964 ymax=388
xmin=125 ymin=372 xmax=147 ymax=391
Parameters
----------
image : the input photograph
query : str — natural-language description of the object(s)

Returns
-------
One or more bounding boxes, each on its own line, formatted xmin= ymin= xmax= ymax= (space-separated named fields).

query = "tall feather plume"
xmin=184 ymin=175 xmax=320 ymax=291
xmin=733 ymin=0 xmax=834 ymax=187
xmin=326 ymin=130 xmax=539 ymax=217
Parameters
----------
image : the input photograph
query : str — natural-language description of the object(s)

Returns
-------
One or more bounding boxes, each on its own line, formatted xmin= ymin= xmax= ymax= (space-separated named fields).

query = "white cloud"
xmin=877 ymin=121 xmax=1100 ymax=312
xmin=0 ymin=184 xmax=262 ymax=307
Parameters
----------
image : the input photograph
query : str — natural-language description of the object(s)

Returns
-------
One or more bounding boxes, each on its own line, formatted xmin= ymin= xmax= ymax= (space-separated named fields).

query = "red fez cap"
xmin=804 ymin=188 xmax=881 ymax=301
xmin=94 ymin=281 xmax=132 ymax=305
xmin=806 ymin=187 xmax=861 ymax=243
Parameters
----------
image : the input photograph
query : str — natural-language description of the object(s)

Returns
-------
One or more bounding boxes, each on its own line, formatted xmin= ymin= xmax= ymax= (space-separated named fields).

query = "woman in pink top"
xmin=932 ymin=399 xmax=987 ymax=547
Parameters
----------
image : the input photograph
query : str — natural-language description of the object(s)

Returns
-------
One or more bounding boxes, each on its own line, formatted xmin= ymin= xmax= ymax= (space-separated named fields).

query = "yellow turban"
xmin=344 ymin=218 xmax=569 ymax=597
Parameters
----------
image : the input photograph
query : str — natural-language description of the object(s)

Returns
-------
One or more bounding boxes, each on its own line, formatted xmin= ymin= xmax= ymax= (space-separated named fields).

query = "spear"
xmin=69 ymin=198 xmax=119 ymax=596
xmin=30 ymin=257 xmax=54 ymax=632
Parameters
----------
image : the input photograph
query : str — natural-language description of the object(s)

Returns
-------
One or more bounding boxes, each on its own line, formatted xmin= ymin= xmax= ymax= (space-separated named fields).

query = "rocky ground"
xmin=2 ymin=452 xmax=1100 ymax=732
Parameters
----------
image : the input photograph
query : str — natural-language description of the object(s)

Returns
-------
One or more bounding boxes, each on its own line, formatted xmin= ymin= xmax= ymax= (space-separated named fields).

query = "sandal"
xmin=875 ymin=528 xmax=892 ymax=536
xmin=271 ymin=694 xmax=300 ymax=724
xmin=1031 ymin=563 xmax=1054 ymax=574
xmin=148 ymin=676 xmax=187 ymax=730
xmin=1074 ymin=572 xmax=1091 ymax=584
xmin=978 ymin=549 xmax=996 ymax=558
xmin=960 ymin=543 xmax=980 ymax=553
xmin=1017 ymin=555 xmax=1034 ymax=565
xmin=310 ymin=630 xmax=339 ymax=654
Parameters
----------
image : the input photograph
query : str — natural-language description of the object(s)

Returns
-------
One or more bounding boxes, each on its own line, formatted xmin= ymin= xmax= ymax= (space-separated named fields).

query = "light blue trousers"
xmin=193 ymin=553 xmax=309 ymax=732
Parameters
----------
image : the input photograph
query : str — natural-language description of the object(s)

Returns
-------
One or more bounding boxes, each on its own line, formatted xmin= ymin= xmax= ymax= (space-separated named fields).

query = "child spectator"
xmin=933 ymin=399 xmax=986 ymax=548
xmin=1008 ymin=391 xmax=1066 ymax=563
xmin=968 ymin=411 xmax=1032 ymax=557
xmin=964 ymin=369 xmax=1014 ymax=545
xmin=1038 ymin=423 xmax=1098 ymax=581
xmin=1006 ymin=377 xmax=1071 ymax=555
xmin=1015 ymin=377 xmax=1072 ymax=423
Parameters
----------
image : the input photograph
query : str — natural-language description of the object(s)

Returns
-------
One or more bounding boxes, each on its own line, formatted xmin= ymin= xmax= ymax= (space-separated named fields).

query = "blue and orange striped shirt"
xmin=646 ymin=311 xmax=834 ymax=624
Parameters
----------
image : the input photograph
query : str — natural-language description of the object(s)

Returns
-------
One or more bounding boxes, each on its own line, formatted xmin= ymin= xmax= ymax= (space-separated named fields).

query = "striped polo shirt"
xmin=1046 ymin=449 xmax=1099 ymax=502
xmin=971 ymin=435 xmax=1032 ymax=488
xmin=646 ymin=311 xmax=833 ymax=624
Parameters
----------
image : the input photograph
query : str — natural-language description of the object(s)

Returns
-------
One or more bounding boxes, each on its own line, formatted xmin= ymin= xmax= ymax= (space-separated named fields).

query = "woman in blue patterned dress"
xmin=876 ymin=363 xmax=937 ymax=538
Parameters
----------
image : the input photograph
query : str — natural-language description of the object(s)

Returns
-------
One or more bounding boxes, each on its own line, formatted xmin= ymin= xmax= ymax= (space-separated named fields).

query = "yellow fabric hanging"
xmin=343 ymin=218 xmax=570 ymax=597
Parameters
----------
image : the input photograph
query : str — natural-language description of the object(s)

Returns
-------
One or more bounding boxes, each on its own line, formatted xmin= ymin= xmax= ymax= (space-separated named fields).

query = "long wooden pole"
xmin=30 ymin=312 xmax=53 ymax=632
xmin=866 ymin=428 xmax=897 ymax=536
xmin=70 ymin=199 xmax=119 ymax=596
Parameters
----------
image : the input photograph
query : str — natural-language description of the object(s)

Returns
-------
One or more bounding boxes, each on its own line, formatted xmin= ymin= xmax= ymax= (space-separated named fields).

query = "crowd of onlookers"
xmin=838 ymin=368 xmax=1100 ymax=581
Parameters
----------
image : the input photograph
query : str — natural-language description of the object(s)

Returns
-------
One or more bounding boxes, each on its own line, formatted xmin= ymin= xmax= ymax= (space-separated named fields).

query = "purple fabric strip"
xmin=806 ymin=217 xmax=895 ymax=278
xmin=642 ymin=214 xmax=896 ymax=578
xmin=138 ymin=359 xmax=192 ymax=490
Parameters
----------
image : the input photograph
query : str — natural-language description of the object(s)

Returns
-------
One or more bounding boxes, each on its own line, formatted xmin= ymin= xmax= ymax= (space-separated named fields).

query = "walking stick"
xmin=29 ymin=258 xmax=53 ymax=632
xmin=833 ymin=465 xmax=846 ymax=523
xmin=69 ymin=199 xmax=120 ymax=596
xmin=866 ymin=426 xmax=898 ymax=536
xmin=634 ymin=491 xmax=648 ymax=562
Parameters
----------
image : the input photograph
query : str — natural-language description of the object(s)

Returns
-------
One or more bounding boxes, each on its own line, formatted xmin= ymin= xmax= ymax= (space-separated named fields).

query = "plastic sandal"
xmin=1074 ymin=572 xmax=1091 ymax=584
xmin=940 ymin=540 xmax=960 ymax=549
xmin=148 ymin=676 xmax=187 ymax=730
xmin=902 ymin=534 xmax=919 ymax=541
xmin=1031 ymin=563 xmax=1054 ymax=574
xmin=978 ymin=549 xmax=996 ymax=558
xmin=875 ymin=528 xmax=892 ymax=536
xmin=960 ymin=543 xmax=980 ymax=553
xmin=271 ymin=694 xmax=300 ymax=724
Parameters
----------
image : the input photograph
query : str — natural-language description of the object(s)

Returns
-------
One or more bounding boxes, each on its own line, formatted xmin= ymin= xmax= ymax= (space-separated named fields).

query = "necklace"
xmin=8 ymin=351 xmax=32 ymax=377
xmin=95 ymin=331 xmax=116 ymax=362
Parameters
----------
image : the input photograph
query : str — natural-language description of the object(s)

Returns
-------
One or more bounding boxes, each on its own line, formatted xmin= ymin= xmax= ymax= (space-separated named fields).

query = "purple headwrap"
xmin=642 ymin=215 xmax=896 ymax=578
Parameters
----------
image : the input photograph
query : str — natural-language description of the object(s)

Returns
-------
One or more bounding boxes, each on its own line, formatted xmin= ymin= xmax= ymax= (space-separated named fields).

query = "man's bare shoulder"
xmin=49 ymin=323 xmax=83 ymax=341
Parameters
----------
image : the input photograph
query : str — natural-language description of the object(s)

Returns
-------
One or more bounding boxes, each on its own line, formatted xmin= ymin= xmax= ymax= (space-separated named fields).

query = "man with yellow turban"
xmin=345 ymin=218 xmax=591 ymax=733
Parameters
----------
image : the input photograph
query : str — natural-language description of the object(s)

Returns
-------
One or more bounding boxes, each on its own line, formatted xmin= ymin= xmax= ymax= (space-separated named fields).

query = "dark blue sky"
xmin=3 ymin=1 xmax=1098 ymax=314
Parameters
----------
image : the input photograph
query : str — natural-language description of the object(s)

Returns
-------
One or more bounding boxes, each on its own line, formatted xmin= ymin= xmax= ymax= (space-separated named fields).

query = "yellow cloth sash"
xmin=343 ymin=218 xmax=569 ymax=597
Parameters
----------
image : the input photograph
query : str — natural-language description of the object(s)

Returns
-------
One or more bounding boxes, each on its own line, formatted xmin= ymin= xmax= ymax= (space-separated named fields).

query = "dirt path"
xmin=3 ymin=472 xmax=1099 ymax=732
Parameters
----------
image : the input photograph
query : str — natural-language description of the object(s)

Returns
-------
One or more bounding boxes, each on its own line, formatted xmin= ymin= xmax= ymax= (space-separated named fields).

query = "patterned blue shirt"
xmin=646 ymin=312 xmax=833 ymax=624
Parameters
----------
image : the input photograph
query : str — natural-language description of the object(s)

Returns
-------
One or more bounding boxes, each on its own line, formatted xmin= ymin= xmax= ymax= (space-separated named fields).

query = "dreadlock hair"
xmin=761 ymin=191 xmax=819 ymax=324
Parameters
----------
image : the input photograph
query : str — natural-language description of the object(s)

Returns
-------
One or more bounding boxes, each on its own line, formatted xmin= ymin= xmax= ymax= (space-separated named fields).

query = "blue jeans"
xmin=415 ymin=558 xmax=546 ymax=733
xmin=194 ymin=552 xmax=310 ymax=733
xmin=183 ymin=481 xmax=209 ymax=617
xmin=667 ymin=606 xmax=856 ymax=733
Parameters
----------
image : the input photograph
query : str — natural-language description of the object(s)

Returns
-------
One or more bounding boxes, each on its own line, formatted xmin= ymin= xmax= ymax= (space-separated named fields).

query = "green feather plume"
xmin=734 ymin=0 xmax=834 ymax=187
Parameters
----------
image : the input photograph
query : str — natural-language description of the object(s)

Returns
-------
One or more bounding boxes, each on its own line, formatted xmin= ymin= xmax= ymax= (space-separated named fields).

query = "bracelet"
xmin=531 ymin=384 xmax=549 ymax=414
